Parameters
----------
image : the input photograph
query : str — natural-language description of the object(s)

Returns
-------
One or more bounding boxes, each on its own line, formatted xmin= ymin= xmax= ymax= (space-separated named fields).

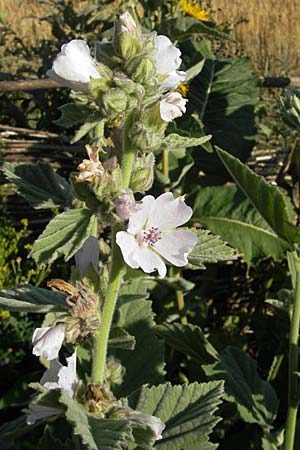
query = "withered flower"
xmin=76 ymin=144 xmax=105 ymax=182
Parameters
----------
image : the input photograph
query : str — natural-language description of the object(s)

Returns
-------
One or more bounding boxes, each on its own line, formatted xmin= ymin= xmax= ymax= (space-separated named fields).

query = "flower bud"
xmin=114 ymin=12 xmax=141 ymax=60
xmin=129 ymin=122 xmax=164 ymax=152
xmin=281 ymin=87 xmax=300 ymax=130
xmin=101 ymin=88 xmax=128 ymax=116
xmin=126 ymin=55 xmax=157 ymax=84
xmin=105 ymin=357 xmax=125 ymax=385
xmin=115 ymin=191 xmax=135 ymax=219
xmin=130 ymin=153 xmax=155 ymax=193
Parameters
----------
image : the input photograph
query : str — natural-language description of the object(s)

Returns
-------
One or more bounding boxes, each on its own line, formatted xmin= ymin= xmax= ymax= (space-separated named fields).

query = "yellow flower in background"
xmin=180 ymin=0 xmax=209 ymax=21
xmin=0 ymin=310 xmax=10 ymax=320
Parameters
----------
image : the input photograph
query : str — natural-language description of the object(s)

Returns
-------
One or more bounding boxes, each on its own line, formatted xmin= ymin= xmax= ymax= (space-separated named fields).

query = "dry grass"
xmin=1 ymin=0 xmax=300 ymax=76
xmin=210 ymin=0 xmax=300 ymax=76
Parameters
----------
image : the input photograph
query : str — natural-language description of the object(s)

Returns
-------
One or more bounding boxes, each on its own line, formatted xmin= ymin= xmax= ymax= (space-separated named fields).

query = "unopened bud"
xmin=105 ymin=357 xmax=125 ymax=385
xmin=115 ymin=191 xmax=135 ymax=219
xmin=101 ymin=88 xmax=128 ymax=116
xmin=114 ymin=12 xmax=141 ymax=59
xmin=126 ymin=55 xmax=157 ymax=84
xmin=130 ymin=153 xmax=155 ymax=193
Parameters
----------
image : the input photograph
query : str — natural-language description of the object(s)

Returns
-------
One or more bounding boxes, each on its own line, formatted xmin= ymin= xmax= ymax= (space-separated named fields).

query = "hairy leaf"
xmin=112 ymin=292 xmax=165 ymax=397
xmin=156 ymin=323 xmax=219 ymax=364
xmin=216 ymin=147 xmax=300 ymax=244
xmin=128 ymin=381 xmax=224 ymax=450
xmin=108 ymin=327 xmax=136 ymax=350
xmin=160 ymin=134 xmax=212 ymax=152
xmin=188 ymin=229 xmax=237 ymax=269
xmin=203 ymin=346 xmax=278 ymax=430
xmin=193 ymin=185 xmax=289 ymax=263
xmin=0 ymin=284 xmax=66 ymax=312
xmin=189 ymin=57 xmax=258 ymax=180
xmin=60 ymin=393 xmax=134 ymax=450
xmin=30 ymin=208 xmax=97 ymax=265
xmin=2 ymin=162 xmax=72 ymax=209
xmin=55 ymin=102 xmax=90 ymax=127
xmin=37 ymin=427 xmax=77 ymax=450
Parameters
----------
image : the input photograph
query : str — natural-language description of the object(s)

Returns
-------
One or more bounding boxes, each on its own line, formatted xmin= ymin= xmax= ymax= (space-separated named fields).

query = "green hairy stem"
xmin=91 ymin=115 xmax=134 ymax=384
xmin=284 ymin=250 xmax=300 ymax=450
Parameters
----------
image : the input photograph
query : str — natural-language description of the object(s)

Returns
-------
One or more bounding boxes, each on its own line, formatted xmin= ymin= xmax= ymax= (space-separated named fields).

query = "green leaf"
xmin=60 ymin=392 xmax=134 ymax=450
xmin=37 ymin=426 xmax=77 ymax=450
xmin=188 ymin=57 xmax=258 ymax=180
xmin=55 ymin=102 xmax=90 ymax=127
xmin=128 ymin=381 xmax=224 ymax=450
xmin=30 ymin=208 xmax=97 ymax=265
xmin=160 ymin=134 xmax=212 ymax=152
xmin=0 ymin=416 xmax=34 ymax=449
xmin=2 ymin=162 xmax=72 ymax=209
xmin=203 ymin=346 xmax=278 ymax=430
xmin=188 ymin=229 xmax=238 ymax=269
xmin=193 ymin=185 xmax=290 ymax=263
xmin=216 ymin=147 xmax=300 ymax=244
xmin=71 ymin=116 xmax=101 ymax=144
xmin=158 ymin=16 xmax=233 ymax=42
xmin=156 ymin=323 xmax=219 ymax=365
xmin=108 ymin=327 xmax=136 ymax=350
xmin=0 ymin=284 xmax=66 ymax=312
xmin=112 ymin=294 xmax=165 ymax=397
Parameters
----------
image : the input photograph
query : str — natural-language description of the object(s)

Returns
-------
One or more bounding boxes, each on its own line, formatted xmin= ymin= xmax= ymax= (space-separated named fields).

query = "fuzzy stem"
xmin=91 ymin=115 xmax=135 ymax=384
xmin=284 ymin=250 xmax=300 ymax=450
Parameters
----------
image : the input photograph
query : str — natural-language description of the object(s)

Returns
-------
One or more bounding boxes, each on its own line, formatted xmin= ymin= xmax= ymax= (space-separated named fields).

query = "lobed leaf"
xmin=203 ymin=346 xmax=278 ymax=430
xmin=2 ymin=161 xmax=72 ymax=209
xmin=156 ymin=323 xmax=219 ymax=365
xmin=30 ymin=208 xmax=97 ymax=265
xmin=55 ymin=102 xmax=90 ymax=128
xmin=188 ymin=229 xmax=238 ymax=269
xmin=128 ymin=381 xmax=224 ymax=450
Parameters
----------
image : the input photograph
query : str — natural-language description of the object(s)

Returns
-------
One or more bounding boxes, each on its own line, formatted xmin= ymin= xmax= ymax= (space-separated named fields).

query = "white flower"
xmin=26 ymin=351 xmax=77 ymax=425
xmin=75 ymin=236 xmax=99 ymax=275
xmin=46 ymin=39 xmax=101 ymax=92
xmin=155 ymin=35 xmax=187 ymax=91
xmin=40 ymin=351 xmax=78 ymax=398
xmin=129 ymin=412 xmax=165 ymax=441
xmin=32 ymin=323 xmax=65 ymax=361
xmin=160 ymin=92 xmax=188 ymax=122
xmin=116 ymin=192 xmax=197 ymax=277
xmin=115 ymin=11 xmax=139 ymax=36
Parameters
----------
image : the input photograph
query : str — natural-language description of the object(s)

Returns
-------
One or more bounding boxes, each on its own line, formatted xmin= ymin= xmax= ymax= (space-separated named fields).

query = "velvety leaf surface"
xmin=0 ymin=284 xmax=66 ymax=312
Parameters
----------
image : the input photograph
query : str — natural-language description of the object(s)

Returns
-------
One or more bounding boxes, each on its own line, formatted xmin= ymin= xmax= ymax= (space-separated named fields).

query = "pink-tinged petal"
xmin=147 ymin=192 xmax=193 ymax=230
xmin=127 ymin=195 xmax=155 ymax=234
xmin=32 ymin=323 xmax=65 ymax=360
xmin=155 ymin=35 xmax=182 ymax=74
xmin=116 ymin=231 xmax=140 ymax=269
xmin=75 ymin=236 xmax=99 ymax=275
xmin=133 ymin=246 xmax=167 ymax=277
xmin=154 ymin=230 xmax=197 ymax=266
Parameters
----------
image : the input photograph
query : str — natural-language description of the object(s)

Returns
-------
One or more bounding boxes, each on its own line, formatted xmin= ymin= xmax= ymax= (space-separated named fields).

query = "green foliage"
xmin=0 ymin=284 xmax=66 ymax=313
xmin=188 ymin=56 xmax=258 ymax=180
xmin=112 ymin=283 xmax=165 ymax=396
xmin=193 ymin=185 xmax=290 ymax=263
xmin=188 ymin=229 xmax=238 ymax=269
xmin=2 ymin=162 xmax=73 ymax=209
xmin=156 ymin=322 xmax=219 ymax=365
xmin=204 ymin=346 xmax=278 ymax=430
xmin=30 ymin=208 xmax=97 ymax=265
xmin=127 ymin=381 xmax=224 ymax=450
xmin=216 ymin=147 xmax=300 ymax=243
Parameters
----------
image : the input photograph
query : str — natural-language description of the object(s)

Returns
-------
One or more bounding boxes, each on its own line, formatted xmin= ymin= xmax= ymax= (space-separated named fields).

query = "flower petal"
xmin=155 ymin=35 xmax=182 ymax=74
xmin=26 ymin=404 xmax=62 ymax=425
xmin=127 ymin=195 xmax=155 ymax=234
xmin=154 ymin=230 xmax=197 ymax=266
xmin=116 ymin=231 xmax=140 ymax=269
xmin=133 ymin=246 xmax=167 ymax=277
xmin=129 ymin=412 xmax=165 ymax=441
xmin=32 ymin=323 xmax=65 ymax=360
xmin=160 ymin=92 xmax=188 ymax=122
xmin=58 ymin=350 xmax=78 ymax=398
xmin=75 ymin=236 xmax=99 ymax=275
xmin=147 ymin=192 xmax=193 ymax=230
xmin=162 ymin=70 xmax=186 ymax=91
xmin=40 ymin=358 xmax=62 ymax=387
xmin=48 ymin=39 xmax=101 ymax=91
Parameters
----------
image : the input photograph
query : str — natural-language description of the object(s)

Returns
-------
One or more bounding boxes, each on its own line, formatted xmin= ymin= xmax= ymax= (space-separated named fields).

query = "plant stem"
xmin=175 ymin=271 xmax=188 ymax=325
xmin=162 ymin=149 xmax=170 ymax=192
xmin=284 ymin=250 xmax=300 ymax=450
xmin=91 ymin=115 xmax=135 ymax=384
xmin=92 ymin=223 xmax=125 ymax=384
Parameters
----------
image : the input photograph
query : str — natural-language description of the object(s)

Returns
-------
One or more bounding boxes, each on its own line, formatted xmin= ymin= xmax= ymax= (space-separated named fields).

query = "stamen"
xmin=143 ymin=227 xmax=162 ymax=246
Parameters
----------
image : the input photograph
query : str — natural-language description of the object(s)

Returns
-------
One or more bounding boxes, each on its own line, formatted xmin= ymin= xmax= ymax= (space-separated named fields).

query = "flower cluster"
xmin=47 ymin=12 xmax=188 ymax=124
